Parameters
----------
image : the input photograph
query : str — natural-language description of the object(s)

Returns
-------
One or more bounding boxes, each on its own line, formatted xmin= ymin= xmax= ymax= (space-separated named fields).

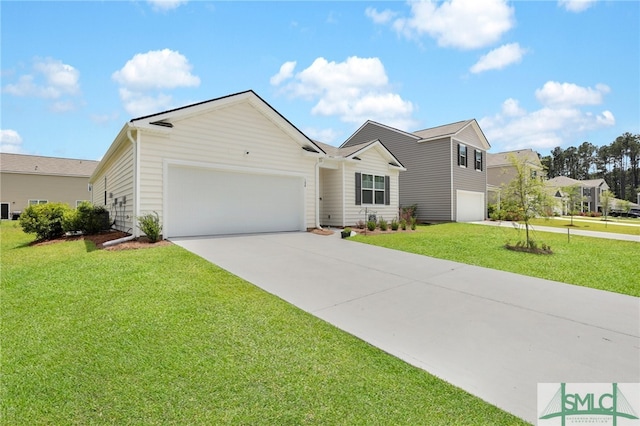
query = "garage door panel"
xmin=167 ymin=166 xmax=304 ymax=237
xmin=456 ymin=190 xmax=485 ymax=222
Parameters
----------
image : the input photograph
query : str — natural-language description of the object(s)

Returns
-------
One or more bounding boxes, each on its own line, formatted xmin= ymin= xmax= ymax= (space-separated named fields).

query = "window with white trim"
xmin=458 ymin=144 xmax=467 ymax=167
xmin=362 ymin=173 xmax=385 ymax=205
xmin=28 ymin=200 xmax=48 ymax=205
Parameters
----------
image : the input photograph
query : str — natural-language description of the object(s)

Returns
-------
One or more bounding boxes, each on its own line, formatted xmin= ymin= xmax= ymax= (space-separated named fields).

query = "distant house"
xmin=340 ymin=119 xmax=490 ymax=222
xmin=0 ymin=153 xmax=98 ymax=220
xmin=486 ymin=149 xmax=545 ymax=206
xmin=89 ymin=90 xmax=404 ymax=238
xmin=546 ymin=176 xmax=609 ymax=214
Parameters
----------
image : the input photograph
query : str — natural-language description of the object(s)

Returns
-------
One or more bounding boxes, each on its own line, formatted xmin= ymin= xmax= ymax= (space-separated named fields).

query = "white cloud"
xmin=3 ymin=57 xmax=80 ymax=101
xmin=392 ymin=0 xmax=515 ymax=49
xmin=270 ymin=61 xmax=297 ymax=86
xmin=0 ymin=129 xmax=24 ymax=153
xmin=558 ymin=0 xmax=597 ymax=13
xmin=112 ymin=49 xmax=200 ymax=91
xmin=365 ymin=7 xmax=397 ymax=24
xmin=470 ymin=43 xmax=527 ymax=73
xmin=304 ymin=127 xmax=340 ymax=144
xmin=118 ymin=88 xmax=174 ymax=118
xmin=501 ymin=98 xmax=526 ymax=117
xmin=147 ymin=0 xmax=188 ymax=11
xmin=273 ymin=56 xmax=416 ymax=131
xmin=480 ymin=82 xmax=615 ymax=151
xmin=112 ymin=49 xmax=200 ymax=117
xmin=535 ymin=81 xmax=610 ymax=108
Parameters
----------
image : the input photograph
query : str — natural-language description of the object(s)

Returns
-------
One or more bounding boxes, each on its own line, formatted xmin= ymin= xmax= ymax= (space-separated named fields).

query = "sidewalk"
xmin=471 ymin=220 xmax=639 ymax=242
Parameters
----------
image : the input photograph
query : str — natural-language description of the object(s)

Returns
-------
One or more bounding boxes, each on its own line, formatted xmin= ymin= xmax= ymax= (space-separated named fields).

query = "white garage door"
xmin=167 ymin=165 xmax=305 ymax=237
xmin=456 ymin=190 xmax=485 ymax=222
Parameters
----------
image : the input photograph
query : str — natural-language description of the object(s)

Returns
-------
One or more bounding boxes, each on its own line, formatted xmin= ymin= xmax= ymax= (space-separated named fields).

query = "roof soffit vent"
xmin=149 ymin=120 xmax=173 ymax=128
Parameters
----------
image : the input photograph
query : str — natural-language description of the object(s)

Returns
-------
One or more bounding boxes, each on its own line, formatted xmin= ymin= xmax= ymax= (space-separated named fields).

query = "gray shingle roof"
xmin=412 ymin=119 xmax=475 ymax=140
xmin=0 ymin=153 xmax=98 ymax=177
xmin=314 ymin=140 xmax=377 ymax=158
xmin=487 ymin=149 xmax=542 ymax=168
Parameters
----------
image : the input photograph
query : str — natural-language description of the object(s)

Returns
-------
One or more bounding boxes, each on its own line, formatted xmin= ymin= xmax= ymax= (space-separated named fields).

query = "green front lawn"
xmin=352 ymin=223 xmax=639 ymax=297
xmin=528 ymin=217 xmax=640 ymax=235
xmin=1 ymin=222 xmax=527 ymax=425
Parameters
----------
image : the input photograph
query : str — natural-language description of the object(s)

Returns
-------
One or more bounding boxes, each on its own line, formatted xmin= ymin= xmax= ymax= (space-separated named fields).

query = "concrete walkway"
xmin=172 ymin=232 xmax=640 ymax=424
xmin=472 ymin=220 xmax=639 ymax=242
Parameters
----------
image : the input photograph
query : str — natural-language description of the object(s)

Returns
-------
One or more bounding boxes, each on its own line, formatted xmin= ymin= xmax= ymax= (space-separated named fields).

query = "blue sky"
xmin=1 ymin=0 xmax=638 ymax=160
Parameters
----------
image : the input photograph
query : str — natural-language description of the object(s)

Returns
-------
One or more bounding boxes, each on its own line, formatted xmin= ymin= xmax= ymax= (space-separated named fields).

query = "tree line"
xmin=540 ymin=132 xmax=640 ymax=202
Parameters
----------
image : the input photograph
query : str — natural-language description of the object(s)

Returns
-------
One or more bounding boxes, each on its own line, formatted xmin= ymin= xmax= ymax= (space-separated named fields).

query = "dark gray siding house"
xmin=341 ymin=119 xmax=491 ymax=222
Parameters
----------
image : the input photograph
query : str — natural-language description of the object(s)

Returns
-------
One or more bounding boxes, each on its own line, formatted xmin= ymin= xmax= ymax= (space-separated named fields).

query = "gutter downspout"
xmin=126 ymin=126 xmax=141 ymax=238
xmin=315 ymin=158 xmax=322 ymax=229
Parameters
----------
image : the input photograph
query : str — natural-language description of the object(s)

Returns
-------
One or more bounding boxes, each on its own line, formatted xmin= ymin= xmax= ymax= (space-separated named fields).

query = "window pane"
xmin=374 ymin=190 xmax=385 ymax=204
xmin=374 ymin=175 xmax=385 ymax=189
xmin=362 ymin=174 xmax=373 ymax=189
xmin=362 ymin=189 xmax=373 ymax=204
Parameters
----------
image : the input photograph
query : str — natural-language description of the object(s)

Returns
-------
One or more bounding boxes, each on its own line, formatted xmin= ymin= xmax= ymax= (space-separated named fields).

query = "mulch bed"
xmin=504 ymin=244 xmax=553 ymax=255
xmin=30 ymin=230 xmax=172 ymax=251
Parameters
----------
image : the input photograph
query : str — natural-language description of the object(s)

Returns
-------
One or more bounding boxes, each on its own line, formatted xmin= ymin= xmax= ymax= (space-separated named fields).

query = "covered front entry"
xmin=166 ymin=165 xmax=305 ymax=237
xmin=456 ymin=190 xmax=485 ymax=222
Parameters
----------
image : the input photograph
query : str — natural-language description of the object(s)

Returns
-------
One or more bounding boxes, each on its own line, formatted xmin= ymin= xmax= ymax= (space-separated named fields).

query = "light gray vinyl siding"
xmin=319 ymin=166 xmax=343 ymax=227
xmin=342 ymin=123 xmax=415 ymax=149
xmin=91 ymin=141 xmax=134 ymax=232
xmin=139 ymin=100 xmax=318 ymax=231
xmin=409 ymin=138 xmax=452 ymax=221
xmin=344 ymin=148 xmax=400 ymax=226
xmin=452 ymin=138 xmax=487 ymax=220
xmin=345 ymin=122 xmax=452 ymax=222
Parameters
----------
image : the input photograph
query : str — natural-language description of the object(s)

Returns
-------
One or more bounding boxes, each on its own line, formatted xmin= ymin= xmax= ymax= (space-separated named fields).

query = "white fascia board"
xmin=89 ymin=123 xmax=130 ymax=182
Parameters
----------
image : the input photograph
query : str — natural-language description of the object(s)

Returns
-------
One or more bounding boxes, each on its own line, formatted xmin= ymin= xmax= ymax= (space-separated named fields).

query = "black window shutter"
xmin=480 ymin=151 xmax=483 ymax=171
xmin=474 ymin=149 xmax=478 ymax=170
xmin=384 ymin=176 xmax=390 ymax=205
xmin=355 ymin=172 xmax=361 ymax=205
xmin=457 ymin=144 xmax=461 ymax=166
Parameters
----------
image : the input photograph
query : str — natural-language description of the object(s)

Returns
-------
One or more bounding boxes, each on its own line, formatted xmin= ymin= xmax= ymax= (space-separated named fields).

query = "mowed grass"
xmin=528 ymin=216 xmax=640 ymax=235
xmin=0 ymin=222 xmax=527 ymax=425
xmin=352 ymin=223 xmax=639 ymax=297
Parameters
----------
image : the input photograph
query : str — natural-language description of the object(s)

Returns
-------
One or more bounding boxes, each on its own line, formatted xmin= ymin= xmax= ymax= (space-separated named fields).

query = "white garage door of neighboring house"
xmin=167 ymin=165 xmax=305 ymax=238
xmin=456 ymin=190 xmax=485 ymax=222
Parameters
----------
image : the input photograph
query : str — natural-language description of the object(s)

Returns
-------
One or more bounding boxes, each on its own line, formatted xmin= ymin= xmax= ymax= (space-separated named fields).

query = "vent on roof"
xmin=389 ymin=162 xmax=399 ymax=167
xmin=353 ymin=156 xmax=361 ymax=161
xmin=150 ymin=120 xmax=173 ymax=128
xmin=302 ymin=146 xmax=319 ymax=153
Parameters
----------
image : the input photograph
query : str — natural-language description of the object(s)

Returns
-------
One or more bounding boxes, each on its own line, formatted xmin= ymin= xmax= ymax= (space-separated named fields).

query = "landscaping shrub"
xmin=391 ymin=218 xmax=399 ymax=231
xmin=400 ymin=218 xmax=407 ymax=230
xmin=137 ymin=211 xmax=162 ymax=243
xmin=63 ymin=202 xmax=110 ymax=234
xmin=410 ymin=217 xmax=417 ymax=231
xmin=19 ymin=202 xmax=71 ymax=241
xmin=400 ymin=204 xmax=417 ymax=222
xmin=378 ymin=218 xmax=388 ymax=231
xmin=366 ymin=220 xmax=377 ymax=231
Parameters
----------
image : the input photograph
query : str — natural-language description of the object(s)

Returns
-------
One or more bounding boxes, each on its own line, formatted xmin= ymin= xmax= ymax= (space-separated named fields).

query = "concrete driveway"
xmin=171 ymin=231 xmax=640 ymax=424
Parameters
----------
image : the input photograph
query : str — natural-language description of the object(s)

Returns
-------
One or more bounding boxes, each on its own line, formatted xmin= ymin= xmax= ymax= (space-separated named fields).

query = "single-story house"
xmin=0 ymin=153 xmax=98 ymax=219
xmin=339 ymin=119 xmax=490 ymax=222
xmin=89 ymin=90 xmax=405 ymax=238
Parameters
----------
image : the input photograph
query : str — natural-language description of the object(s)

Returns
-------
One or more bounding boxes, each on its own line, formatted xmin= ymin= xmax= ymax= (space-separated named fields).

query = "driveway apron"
xmin=171 ymin=232 xmax=640 ymax=424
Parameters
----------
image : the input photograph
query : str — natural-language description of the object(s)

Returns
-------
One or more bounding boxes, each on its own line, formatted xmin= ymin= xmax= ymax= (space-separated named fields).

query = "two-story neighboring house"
xmin=546 ymin=176 xmax=610 ymax=214
xmin=486 ymin=149 xmax=545 ymax=207
xmin=0 ymin=153 xmax=98 ymax=220
xmin=340 ymin=119 xmax=490 ymax=222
